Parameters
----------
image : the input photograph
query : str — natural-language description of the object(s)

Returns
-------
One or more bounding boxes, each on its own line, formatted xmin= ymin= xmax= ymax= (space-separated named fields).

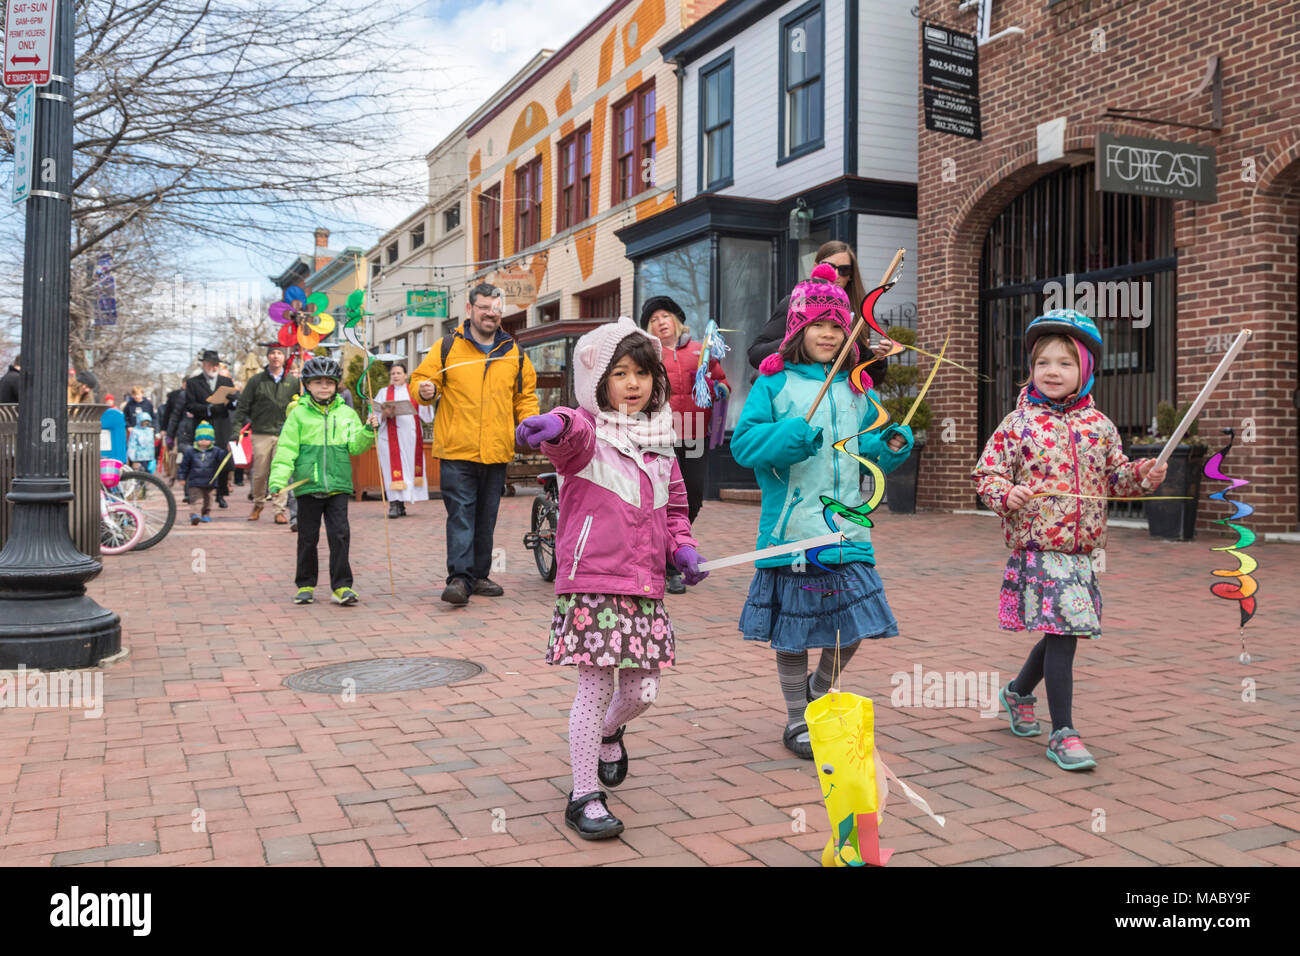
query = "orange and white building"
xmin=463 ymin=0 xmax=725 ymax=330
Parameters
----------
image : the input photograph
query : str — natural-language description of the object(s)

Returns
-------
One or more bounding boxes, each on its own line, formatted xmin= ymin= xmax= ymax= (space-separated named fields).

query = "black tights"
xmin=1009 ymin=634 xmax=1078 ymax=730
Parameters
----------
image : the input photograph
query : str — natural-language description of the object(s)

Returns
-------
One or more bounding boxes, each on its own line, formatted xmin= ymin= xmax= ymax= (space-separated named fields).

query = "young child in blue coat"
xmin=731 ymin=263 xmax=913 ymax=759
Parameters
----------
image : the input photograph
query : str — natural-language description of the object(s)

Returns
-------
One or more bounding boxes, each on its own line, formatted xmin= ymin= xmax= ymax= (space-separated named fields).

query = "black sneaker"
xmin=441 ymin=578 xmax=470 ymax=606
xmin=472 ymin=578 xmax=504 ymax=597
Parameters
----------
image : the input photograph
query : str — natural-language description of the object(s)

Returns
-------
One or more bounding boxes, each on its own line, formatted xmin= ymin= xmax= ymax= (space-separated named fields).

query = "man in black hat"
xmin=0 ymin=354 xmax=19 ymax=403
xmin=184 ymin=349 xmax=239 ymax=507
xmin=234 ymin=342 xmax=300 ymax=524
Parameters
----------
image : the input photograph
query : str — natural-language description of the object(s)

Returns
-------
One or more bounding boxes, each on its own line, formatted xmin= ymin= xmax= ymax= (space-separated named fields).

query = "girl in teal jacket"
xmin=732 ymin=263 xmax=913 ymax=759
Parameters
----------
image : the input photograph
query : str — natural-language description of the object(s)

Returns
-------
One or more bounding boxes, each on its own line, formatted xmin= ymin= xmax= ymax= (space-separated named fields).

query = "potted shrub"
xmin=1126 ymin=400 xmax=1206 ymax=540
xmin=875 ymin=326 xmax=931 ymax=514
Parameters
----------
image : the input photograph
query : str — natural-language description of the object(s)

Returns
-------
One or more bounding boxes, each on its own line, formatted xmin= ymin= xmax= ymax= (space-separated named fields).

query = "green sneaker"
xmin=1047 ymin=727 xmax=1097 ymax=771
xmin=332 ymin=587 xmax=358 ymax=606
xmin=999 ymin=682 xmax=1042 ymax=736
xmin=294 ymin=587 xmax=314 ymax=605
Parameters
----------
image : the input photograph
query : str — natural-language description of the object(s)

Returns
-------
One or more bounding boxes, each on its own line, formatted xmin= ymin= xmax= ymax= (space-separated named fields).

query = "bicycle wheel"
xmin=118 ymin=469 xmax=177 ymax=550
xmin=101 ymin=501 xmax=145 ymax=555
xmin=530 ymin=494 xmax=557 ymax=582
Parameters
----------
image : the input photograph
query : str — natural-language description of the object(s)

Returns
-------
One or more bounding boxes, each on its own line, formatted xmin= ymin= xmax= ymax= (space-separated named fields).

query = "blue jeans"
xmin=439 ymin=459 xmax=507 ymax=585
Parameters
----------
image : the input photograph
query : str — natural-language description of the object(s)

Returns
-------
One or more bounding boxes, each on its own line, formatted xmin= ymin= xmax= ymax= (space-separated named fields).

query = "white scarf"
xmin=595 ymin=405 xmax=677 ymax=460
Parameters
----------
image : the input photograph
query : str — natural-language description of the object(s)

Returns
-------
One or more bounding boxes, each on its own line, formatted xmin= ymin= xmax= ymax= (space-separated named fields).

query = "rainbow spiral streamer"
xmin=1204 ymin=428 xmax=1257 ymax=662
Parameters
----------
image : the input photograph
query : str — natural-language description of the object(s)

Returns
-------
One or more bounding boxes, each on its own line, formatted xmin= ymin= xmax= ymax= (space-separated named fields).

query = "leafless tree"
xmin=0 ymin=0 xmax=455 ymax=375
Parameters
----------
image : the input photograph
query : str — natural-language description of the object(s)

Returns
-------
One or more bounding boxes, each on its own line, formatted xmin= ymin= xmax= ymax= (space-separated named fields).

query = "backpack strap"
xmin=441 ymin=329 xmax=524 ymax=393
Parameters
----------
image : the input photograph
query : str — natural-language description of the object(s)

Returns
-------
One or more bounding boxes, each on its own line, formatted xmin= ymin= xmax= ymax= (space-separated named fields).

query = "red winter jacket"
xmin=660 ymin=332 xmax=729 ymax=440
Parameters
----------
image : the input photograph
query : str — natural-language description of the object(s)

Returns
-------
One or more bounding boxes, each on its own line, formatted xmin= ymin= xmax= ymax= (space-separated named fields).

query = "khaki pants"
xmin=251 ymin=432 xmax=289 ymax=515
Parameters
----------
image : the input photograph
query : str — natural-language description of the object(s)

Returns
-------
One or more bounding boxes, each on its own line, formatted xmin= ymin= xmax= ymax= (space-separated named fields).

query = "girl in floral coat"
xmin=972 ymin=310 xmax=1167 ymax=771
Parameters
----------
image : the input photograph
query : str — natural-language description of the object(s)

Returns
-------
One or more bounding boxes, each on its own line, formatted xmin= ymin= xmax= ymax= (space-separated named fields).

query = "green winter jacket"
xmin=233 ymin=369 xmax=300 ymax=435
xmin=269 ymin=393 xmax=375 ymax=496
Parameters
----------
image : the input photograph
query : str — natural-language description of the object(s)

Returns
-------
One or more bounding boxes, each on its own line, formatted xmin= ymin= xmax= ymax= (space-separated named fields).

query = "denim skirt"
xmin=738 ymin=562 xmax=899 ymax=652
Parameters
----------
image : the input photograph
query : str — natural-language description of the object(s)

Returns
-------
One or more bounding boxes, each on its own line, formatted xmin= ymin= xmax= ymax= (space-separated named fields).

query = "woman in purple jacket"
xmin=517 ymin=316 xmax=710 ymax=841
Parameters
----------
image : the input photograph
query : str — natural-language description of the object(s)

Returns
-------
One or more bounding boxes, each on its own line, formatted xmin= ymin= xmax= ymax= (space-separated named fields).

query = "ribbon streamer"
xmin=692 ymin=320 xmax=729 ymax=408
xmin=1204 ymin=429 xmax=1257 ymax=632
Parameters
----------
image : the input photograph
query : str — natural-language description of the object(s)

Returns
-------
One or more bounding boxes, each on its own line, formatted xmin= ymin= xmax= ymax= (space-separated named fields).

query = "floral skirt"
xmin=998 ymin=550 xmax=1102 ymax=639
xmin=545 ymin=592 xmax=675 ymax=668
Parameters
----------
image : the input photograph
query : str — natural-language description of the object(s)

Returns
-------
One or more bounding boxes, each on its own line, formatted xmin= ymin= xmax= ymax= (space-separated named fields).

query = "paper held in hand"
xmin=207 ymin=384 xmax=237 ymax=405
xmin=382 ymin=400 xmax=416 ymax=418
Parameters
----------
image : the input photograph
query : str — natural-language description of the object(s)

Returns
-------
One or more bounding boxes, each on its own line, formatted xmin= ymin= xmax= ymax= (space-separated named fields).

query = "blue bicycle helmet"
xmin=1025 ymin=309 xmax=1102 ymax=403
xmin=1025 ymin=309 xmax=1102 ymax=361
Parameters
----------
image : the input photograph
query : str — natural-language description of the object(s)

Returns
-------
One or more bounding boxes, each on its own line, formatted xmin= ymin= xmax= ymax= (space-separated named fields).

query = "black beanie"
xmin=639 ymin=295 xmax=686 ymax=330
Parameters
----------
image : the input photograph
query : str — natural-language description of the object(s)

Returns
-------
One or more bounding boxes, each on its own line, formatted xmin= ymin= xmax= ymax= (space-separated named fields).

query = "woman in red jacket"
xmin=639 ymin=295 xmax=729 ymax=594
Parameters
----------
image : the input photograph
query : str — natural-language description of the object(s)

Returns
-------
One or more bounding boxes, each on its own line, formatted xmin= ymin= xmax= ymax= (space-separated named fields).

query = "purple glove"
xmin=516 ymin=413 xmax=565 ymax=448
xmin=673 ymin=546 xmax=709 ymax=587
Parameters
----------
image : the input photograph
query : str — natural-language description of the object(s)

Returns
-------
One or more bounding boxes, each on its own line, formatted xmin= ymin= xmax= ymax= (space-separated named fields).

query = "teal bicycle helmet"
xmin=1025 ymin=309 xmax=1103 ymax=403
xmin=1025 ymin=309 xmax=1102 ymax=362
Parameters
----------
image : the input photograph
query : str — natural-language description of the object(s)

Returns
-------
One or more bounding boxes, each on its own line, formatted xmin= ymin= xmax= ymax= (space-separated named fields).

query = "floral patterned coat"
xmin=972 ymin=388 xmax=1148 ymax=554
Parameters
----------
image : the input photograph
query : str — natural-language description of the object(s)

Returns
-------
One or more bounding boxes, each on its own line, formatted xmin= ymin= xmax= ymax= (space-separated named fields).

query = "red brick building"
xmin=916 ymin=0 xmax=1299 ymax=533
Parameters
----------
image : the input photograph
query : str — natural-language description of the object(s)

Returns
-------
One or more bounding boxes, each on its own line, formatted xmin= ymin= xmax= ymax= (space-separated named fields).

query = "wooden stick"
xmin=362 ymin=349 xmax=397 ymax=597
xmin=697 ymin=532 xmax=844 ymax=572
xmin=1155 ymin=329 xmax=1252 ymax=468
xmin=805 ymin=248 xmax=905 ymax=423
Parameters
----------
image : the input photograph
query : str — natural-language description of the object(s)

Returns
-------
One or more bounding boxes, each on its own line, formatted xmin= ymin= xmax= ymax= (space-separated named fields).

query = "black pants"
xmin=295 ymin=493 xmax=352 ymax=591
xmin=674 ymin=445 xmax=708 ymax=524
xmin=440 ymin=459 xmax=506 ymax=585
xmin=666 ymin=446 xmax=708 ymax=573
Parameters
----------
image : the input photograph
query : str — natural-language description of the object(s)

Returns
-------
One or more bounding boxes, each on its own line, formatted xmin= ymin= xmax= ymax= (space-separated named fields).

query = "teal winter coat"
xmin=730 ymin=362 xmax=914 ymax=568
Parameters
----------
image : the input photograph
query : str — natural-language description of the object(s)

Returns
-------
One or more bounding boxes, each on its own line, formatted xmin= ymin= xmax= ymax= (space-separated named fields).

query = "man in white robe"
xmin=375 ymin=363 xmax=435 ymax=517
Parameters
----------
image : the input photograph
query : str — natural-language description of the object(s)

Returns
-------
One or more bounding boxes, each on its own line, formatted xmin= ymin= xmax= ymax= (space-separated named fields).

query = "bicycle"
xmin=522 ymin=472 xmax=559 ymax=581
xmin=113 ymin=467 xmax=177 ymax=551
xmin=99 ymin=459 xmax=145 ymax=555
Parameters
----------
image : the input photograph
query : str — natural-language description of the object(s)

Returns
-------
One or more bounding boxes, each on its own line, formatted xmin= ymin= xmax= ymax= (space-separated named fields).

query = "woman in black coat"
xmin=747 ymin=240 xmax=892 ymax=382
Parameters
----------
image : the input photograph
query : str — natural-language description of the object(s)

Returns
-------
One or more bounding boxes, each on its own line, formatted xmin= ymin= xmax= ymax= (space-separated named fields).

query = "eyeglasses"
xmin=818 ymin=261 xmax=854 ymax=278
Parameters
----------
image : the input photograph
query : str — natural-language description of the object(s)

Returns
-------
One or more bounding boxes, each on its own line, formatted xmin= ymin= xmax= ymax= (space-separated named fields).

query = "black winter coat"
xmin=746 ymin=294 xmax=888 ymax=383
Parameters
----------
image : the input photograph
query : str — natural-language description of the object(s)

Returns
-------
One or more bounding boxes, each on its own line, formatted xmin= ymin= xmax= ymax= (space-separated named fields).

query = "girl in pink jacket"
xmin=517 ymin=316 xmax=708 ymax=841
xmin=972 ymin=310 xmax=1167 ymax=771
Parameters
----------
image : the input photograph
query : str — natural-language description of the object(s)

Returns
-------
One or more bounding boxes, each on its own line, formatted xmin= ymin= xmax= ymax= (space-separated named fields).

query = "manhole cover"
xmin=283 ymin=657 xmax=483 ymax=694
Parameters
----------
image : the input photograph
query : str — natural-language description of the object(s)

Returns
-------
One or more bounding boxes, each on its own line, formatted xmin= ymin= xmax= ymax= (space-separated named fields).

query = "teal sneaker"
xmin=1047 ymin=727 xmax=1097 ymax=771
xmin=332 ymin=587 xmax=358 ymax=606
xmin=999 ymin=682 xmax=1042 ymax=736
xmin=294 ymin=587 xmax=314 ymax=605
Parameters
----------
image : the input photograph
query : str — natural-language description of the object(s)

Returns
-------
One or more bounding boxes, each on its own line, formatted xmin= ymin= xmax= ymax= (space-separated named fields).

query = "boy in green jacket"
xmin=269 ymin=357 xmax=379 ymax=605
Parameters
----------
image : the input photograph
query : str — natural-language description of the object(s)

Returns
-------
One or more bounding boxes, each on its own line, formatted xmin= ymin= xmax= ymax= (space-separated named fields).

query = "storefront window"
xmin=636 ymin=238 xmax=711 ymax=332
xmin=718 ymin=237 xmax=773 ymax=427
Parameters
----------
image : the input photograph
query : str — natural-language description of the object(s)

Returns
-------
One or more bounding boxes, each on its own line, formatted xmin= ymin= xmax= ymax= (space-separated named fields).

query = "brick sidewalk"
xmin=1 ymin=491 xmax=1297 ymax=867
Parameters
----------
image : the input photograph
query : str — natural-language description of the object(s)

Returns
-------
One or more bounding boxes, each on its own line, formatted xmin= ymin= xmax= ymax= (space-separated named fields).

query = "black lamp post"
xmin=0 ymin=0 xmax=121 ymax=668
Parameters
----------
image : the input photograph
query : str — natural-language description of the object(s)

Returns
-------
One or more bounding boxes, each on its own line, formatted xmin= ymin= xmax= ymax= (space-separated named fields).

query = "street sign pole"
xmin=0 ymin=0 xmax=121 ymax=668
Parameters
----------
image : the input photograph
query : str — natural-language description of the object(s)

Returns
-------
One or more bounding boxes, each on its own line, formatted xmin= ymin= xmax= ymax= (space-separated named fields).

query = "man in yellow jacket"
xmin=412 ymin=283 xmax=539 ymax=606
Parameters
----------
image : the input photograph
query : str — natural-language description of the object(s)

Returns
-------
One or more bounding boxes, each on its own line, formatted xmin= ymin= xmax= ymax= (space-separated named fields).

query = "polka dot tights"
xmin=570 ymin=664 xmax=660 ymax=819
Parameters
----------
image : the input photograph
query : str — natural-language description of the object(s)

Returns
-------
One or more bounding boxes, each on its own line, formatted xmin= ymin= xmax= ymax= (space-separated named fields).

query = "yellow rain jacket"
xmin=410 ymin=323 xmax=539 ymax=464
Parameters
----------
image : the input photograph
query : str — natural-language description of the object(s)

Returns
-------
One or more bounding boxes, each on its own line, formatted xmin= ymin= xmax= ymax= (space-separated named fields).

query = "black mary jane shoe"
xmin=597 ymin=725 xmax=628 ymax=788
xmin=564 ymin=790 xmax=624 ymax=841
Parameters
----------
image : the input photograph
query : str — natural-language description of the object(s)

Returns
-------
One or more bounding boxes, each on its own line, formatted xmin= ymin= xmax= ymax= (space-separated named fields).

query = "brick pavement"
xmin=1 ymin=490 xmax=1297 ymax=867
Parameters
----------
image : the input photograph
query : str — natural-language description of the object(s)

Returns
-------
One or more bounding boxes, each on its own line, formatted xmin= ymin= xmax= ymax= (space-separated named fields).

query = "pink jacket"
xmin=541 ymin=406 xmax=697 ymax=598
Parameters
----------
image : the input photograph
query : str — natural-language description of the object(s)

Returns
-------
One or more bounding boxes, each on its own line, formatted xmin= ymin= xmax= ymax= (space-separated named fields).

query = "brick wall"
xmin=916 ymin=0 xmax=1300 ymax=533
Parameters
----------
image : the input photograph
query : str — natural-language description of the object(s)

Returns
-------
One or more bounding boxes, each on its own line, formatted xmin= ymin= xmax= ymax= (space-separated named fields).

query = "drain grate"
xmin=283 ymin=657 xmax=483 ymax=694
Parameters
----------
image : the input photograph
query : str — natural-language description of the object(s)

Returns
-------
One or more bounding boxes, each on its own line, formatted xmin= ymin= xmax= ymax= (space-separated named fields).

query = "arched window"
xmin=979 ymin=164 xmax=1176 ymax=456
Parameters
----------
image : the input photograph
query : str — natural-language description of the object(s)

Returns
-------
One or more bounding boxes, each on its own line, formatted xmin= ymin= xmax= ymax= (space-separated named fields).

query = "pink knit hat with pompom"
xmin=757 ymin=263 xmax=861 ymax=387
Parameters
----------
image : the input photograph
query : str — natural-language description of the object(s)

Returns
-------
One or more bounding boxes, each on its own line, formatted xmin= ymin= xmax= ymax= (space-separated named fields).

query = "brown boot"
xmin=248 ymin=504 xmax=263 ymax=521
xmin=274 ymin=512 xmax=288 ymax=525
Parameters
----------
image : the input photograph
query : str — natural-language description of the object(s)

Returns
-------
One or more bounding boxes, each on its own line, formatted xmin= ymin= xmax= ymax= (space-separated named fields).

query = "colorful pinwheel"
xmin=341 ymin=288 xmax=370 ymax=350
xmin=268 ymin=285 xmax=336 ymax=352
